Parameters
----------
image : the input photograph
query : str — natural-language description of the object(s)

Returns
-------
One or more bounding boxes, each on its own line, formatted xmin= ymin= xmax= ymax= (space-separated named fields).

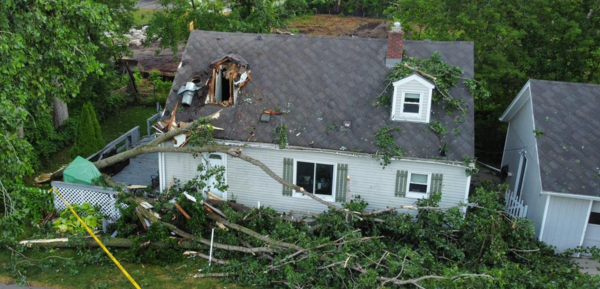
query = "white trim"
xmin=215 ymin=139 xmax=471 ymax=169
xmin=393 ymin=74 xmax=435 ymax=89
xmin=514 ymin=151 xmax=528 ymax=197
xmin=541 ymin=191 xmax=600 ymax=201
xmin=158 ymin=151 xmax=163 ymax=191
xmin=390 ymin=88 xmax=397 ymax=120
xmin=528 ymin=91 xmax=545 ymax=197
xmin=499 ymin=81 xmax=531 ymax=122
xmin=405 ymin=172 xmax=431 ymax=199
xmin=426 ymin=86 xmax=434 ymax=123
xmin=463 ymin=175 xmax=472 ymax=214
xmin=401 ymin=91 xmax=423 ymax=116
xmin=292 ymin=159 xmax=337 ymax=203
xmin=500 ymin=122 xmax=511 ymax=166
xmin=539 ymin=194 xmax=551 ymax=241
xmin=392 ymin=90 xmax=429 ymax=123
xmin=578 ymin=200 xmax=594 ymax=257
xmin=400 ymin=91 xmax=423 ymax=115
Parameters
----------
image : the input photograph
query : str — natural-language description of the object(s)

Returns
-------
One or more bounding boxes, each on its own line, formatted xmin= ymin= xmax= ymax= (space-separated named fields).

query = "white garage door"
xmin=582 ymin=202 xmax=600 ymax=248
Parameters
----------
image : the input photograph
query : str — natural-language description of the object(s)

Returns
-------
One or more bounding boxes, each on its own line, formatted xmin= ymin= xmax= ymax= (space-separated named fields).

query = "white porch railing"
xmin=505 ymin=189 xmax=528 ymax=219
xmin=51 ymin=181 xmax=122 ymax=221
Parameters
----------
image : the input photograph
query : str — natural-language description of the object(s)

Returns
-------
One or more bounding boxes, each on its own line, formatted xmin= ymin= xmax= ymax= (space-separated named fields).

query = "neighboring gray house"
xmin=500 ymin=80 xmax=600 ymax=252
xmin=157 ymin=26 xmax=475 ymax=214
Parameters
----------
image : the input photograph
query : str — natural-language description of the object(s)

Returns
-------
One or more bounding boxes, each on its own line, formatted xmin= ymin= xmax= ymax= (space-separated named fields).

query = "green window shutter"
xmin=282 ymin=158 xmax=293 ymax=196
xmin=335 ymin=164 xmax=349 ymax=203
xmin=431 ymin=173 xmax=444 ymax=193
xmin=395 ymin=170 xmax=408 ymax=197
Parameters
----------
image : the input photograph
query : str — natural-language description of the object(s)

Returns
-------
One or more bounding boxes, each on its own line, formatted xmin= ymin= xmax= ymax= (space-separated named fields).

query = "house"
xmin=157 ymin=25 xmax=475 ymax=213
xmin=500 ymin=80 xmax=600 ymax=252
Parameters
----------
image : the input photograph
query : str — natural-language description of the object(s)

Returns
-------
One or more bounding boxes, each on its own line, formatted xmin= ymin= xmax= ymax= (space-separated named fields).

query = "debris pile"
xmin=152 ymin=103 xmax=223 ymax=148
xmin=124 ymin=27 xmax=148 ymax=46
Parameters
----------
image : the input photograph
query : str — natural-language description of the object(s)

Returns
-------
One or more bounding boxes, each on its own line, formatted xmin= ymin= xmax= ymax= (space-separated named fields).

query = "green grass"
xmin=100 ymin=105 xmax=157 ymax=142
xmin=0 ymin=248 xmax=238 ymax=289
xmin=34 ymin=105 xmax=157 ymax=176
xmin=132 ymin=8 xmax=157 ymax=27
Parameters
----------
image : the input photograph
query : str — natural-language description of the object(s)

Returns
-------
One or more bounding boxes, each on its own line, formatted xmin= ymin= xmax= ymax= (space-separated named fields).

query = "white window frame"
xmin=514 ymin=151 xmax=528 ymax=198
xmin=406 ymin=172 xmax=431 ymax=199
xmin=400 ymin=91 xmax=423 ymax=116
xmin=292 ymin=159 xmax=337 ymax=202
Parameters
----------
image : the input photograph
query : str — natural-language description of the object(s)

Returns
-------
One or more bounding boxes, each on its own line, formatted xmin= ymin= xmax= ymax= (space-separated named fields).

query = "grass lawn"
xmin=35 ymin=105 xmax=157 ymax=176
xmin=100 ymin=105 xmax=158 ymax=143
xmin=132 ymin=9 xmax=157 ymax=27
xmin=0 ymin=248 xmax=237 ymax=289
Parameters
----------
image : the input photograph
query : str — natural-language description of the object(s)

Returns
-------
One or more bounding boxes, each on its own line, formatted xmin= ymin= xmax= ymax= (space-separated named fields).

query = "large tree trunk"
xmin=53 ymin=97 xmax=69 ymax=128
xmin=19 ymin=237 xmax=205 ymax=249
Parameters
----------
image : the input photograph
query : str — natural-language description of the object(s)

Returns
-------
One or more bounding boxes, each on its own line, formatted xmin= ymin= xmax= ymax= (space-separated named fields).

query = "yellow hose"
xmin=51 ymin=187 xmax=141 ymax=289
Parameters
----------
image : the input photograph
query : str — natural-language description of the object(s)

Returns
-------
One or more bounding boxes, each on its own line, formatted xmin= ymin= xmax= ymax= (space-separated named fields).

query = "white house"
xmin=157 ymin=27 xmax=476 ymax=214
xmin=500 ymin=79 xmax=600 ymax=252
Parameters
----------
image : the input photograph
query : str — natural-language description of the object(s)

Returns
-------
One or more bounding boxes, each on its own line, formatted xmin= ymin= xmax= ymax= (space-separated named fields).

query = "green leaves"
xmin=53 ymin=203 xmax=102 ymax=234
xmin=374 ymin=125 xmax=403 ymax=167
xmin=71 ymin=102 xmax=104 ymax=158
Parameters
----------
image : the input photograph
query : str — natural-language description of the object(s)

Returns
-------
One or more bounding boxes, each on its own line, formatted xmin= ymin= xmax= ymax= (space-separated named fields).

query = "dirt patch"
xmin=352 ymin=21 xmax=390 ymax=38
xmin=288 ymin=14 xmax=389 ymax=38
xmin=129 ymin=42 xmax=184 ymax=76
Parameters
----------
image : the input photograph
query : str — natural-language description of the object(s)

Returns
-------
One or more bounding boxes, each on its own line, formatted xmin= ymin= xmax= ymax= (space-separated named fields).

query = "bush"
xmin=71 ymin=102 xmax=105 ymax=158
xmin=53 ymin=203 xmax=102 ymax=234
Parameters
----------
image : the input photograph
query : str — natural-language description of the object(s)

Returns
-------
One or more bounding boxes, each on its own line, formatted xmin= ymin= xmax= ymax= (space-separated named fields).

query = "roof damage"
xmin=162 ymin=30 xmax=475 ymax=162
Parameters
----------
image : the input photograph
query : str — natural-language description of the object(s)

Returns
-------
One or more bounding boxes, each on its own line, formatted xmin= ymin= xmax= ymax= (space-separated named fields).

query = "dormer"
xmin=390 ymin=73 xmax=435 ymax=123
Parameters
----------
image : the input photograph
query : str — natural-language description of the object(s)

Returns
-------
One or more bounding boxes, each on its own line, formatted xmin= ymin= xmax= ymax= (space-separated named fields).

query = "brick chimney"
xmin=386 ymin=22 xmax=404 ymax=68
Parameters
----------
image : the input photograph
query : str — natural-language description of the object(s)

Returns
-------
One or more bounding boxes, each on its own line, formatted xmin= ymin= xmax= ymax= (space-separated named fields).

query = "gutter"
xmin=541 ymin=191 xmax=600 ymax=201
xmin=216 ymin=139 xmax=471 ymax=169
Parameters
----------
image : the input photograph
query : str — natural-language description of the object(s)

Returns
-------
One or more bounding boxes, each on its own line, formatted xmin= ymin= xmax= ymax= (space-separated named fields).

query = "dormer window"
xmin=402 ymin=92 xmax=421 ymax=114
xmin=391 ymin=74 xmax=435 ymax=123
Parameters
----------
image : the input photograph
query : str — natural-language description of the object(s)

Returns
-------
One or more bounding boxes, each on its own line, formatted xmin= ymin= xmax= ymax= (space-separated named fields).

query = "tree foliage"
xmin=146 ymin=0 xmax=294 ymax=56
xmin=386 ymin=0 xmax=600 ymax=161
xmin=107 ymin=177 xmax=600 ymax=288
xmin=0 ymin=0 xmax=124 ymax=186
xmin=71 ymin=102 xmax=105 ymax=158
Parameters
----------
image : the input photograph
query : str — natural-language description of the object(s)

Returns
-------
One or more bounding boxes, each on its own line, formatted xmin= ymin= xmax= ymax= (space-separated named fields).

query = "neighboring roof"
xmin=527 ymin=80 xmax=600 ymax=196
xmin=164 ymin=31 xmax=474 ymax=161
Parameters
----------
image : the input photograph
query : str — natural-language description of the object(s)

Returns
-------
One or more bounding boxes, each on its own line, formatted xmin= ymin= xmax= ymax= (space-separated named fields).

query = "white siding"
xmin=501 ymin=87 xmax=547 ymax=238
xmin=163 ymin=147 xmax=470 ymax=214
xmin=541 ymin=196 xmax=591 ymax=252
xmin=392 ymin=79 xmax=431 ymax=122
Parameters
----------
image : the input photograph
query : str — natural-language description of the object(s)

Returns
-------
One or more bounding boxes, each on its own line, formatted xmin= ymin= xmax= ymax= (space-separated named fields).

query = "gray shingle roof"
xmin=530 ymin=80 xmax=600 ymax=196
xmin=164 ymin=31 xmax=474 ymax=161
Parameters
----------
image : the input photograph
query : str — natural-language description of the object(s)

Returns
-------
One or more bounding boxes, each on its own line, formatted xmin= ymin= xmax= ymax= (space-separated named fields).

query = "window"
xmin=590 ymin=212 xmax=600 ymax=225
xmin=403 ymin=93 xmax=421 ymax=114
xmin=295 ymin=161 xmax=335 ymax=198
xmin=406 ymin=173 xmax=429 ymax=199
xmin=515 ymin=153 xmax=527 ymax=198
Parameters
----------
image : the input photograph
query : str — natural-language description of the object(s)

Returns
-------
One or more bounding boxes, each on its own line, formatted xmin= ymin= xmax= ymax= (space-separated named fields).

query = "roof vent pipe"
xmin=178 ymin=81 xmax=201 ymax=106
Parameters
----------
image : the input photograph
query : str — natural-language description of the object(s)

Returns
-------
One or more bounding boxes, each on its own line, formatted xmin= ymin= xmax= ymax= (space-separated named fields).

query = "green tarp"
xmin=63 ymin=156 xmax=102 ymax=185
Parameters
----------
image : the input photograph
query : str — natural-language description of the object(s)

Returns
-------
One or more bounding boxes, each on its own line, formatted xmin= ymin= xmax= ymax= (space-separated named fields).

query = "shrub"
xmin=53 ymin=203 xmax=102 ymax=234
xmin=71 ymin=102 xmax=105 ymax=158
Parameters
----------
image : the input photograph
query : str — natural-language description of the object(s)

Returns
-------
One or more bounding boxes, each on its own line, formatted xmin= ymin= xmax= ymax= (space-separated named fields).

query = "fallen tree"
xmin=24 ymin=109 xmax=599 ymax=288
xmin=19 ymin=184 xmax=600 ymax=288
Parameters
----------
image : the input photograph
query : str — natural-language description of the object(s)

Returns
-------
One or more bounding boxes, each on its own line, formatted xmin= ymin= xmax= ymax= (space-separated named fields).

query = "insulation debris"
xmin=205 ymin=54 xmax=252 ymax=106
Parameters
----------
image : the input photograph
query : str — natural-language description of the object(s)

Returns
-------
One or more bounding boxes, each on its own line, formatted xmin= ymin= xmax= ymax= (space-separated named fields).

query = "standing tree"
xmin=72 ymin=103 xmax=105 ymax=158
xmin=0 ymin=0 xmax=120 ymax=218
xmin=387 ymin=0 xmax=600 ymax=163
